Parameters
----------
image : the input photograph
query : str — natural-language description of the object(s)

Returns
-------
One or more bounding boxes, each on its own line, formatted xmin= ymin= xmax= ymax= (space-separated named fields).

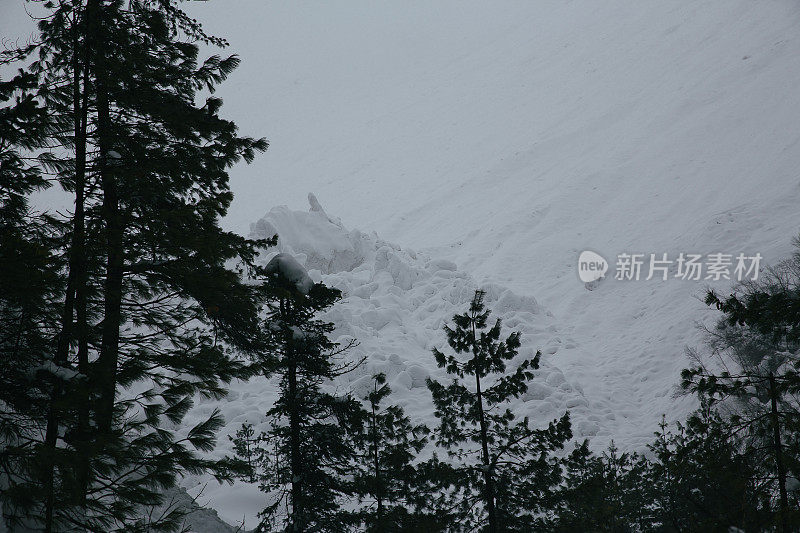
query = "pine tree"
xmin=1 ymin=0 xmax=270 ymax=529
xmin=684 ymin=248 xmax=800 ymax=532
xmin=253 ymin=253 xmax=362 ymax=532
xmin=0 ymin=62 xmax=64 ymax=529
xmin=426 ymin=289 xmax=572 ymax=532
xmin=549 ymin=440 xmax=651 ymax=532
xmin=229 ymin=423 xmax=265 ymax=484
xmin=550 ymin=441 xmax=608 ymax=532
xmin=645 ymin=408 xmax=772 ymax=532
xmin=350 ymin=372 xmax=436 ymax=532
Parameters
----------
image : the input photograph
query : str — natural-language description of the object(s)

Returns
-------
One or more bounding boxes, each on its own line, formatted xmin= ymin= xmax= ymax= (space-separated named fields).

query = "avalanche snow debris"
xmin=181 ymin=196 xmax=601 ymax=528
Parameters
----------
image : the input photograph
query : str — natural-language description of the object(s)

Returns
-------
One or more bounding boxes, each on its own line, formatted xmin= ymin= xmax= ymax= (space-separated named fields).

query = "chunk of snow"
xmin=251 ymin=194 xmax=371 ymax=273
xmin=35 ymin=362 xmax=83 ymax=381
xmin=393 ymin=370 xmax=413 ymax=390
xmin=407 ymin=364 xmax=430 ymax=388
xmin=264 ymin=253 xmax=314 ymax=294
xmin=428 ymin=258 xmax=457 ymax=272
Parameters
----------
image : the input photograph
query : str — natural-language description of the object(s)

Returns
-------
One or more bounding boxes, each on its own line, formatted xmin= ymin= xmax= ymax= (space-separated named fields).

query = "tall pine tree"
xmin=253 ymin=253 xmax=362 ymax=532
xmin=0 ymin=60 xmax=64 ymax=529
xmin=426 ymin=289 xmax=572 ymax=532
xmin=684 ymin=248 xmax=800 ymax=532
xmin=1 ymin=0 xmax=270 ymax=529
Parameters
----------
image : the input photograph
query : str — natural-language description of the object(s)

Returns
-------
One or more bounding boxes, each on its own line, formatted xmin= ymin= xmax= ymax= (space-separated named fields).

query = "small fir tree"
xmin=646 ymin=407 xmax=773 ymax=532
xmin=426 ymin=289 xmax=572 ymax=532
xmin=549 ymin=440 xmax=651 ymax=532
xmin=229 ymin=423 xmax=265 ymax=484
xmin=350 ymin=372 xmax=436 ymax=532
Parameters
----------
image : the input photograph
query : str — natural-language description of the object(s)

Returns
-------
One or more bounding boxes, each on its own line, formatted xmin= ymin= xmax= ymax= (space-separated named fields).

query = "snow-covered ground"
xmin=4 ymin=0 xmax=800 ymax=528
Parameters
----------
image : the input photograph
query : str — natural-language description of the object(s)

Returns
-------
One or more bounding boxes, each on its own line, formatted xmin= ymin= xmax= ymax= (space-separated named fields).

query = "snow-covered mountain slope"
xmin=183 ymin=0 xmax=800 ymax=435
xmin=194 ymin=0 xmax=800 ymax=246
xmin=167 ymin=0 xmax=800 ymax=526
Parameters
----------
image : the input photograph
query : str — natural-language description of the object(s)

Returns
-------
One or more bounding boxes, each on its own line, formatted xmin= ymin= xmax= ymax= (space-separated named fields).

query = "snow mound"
xmin=263 ymin=253 xmax=314 ymax=295
xmin=182 ymin=197 xmax=608 ymax=528
xmin=250 ymin=193 xmax=373 ymax=274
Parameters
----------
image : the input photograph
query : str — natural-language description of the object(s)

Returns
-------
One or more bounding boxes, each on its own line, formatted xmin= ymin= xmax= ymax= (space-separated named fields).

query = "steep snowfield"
xmin=179 ymin=1 xmax=800 ymax=438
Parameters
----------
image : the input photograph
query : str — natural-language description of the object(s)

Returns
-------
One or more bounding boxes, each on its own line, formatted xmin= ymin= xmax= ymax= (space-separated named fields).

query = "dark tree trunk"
xmin=371 ymin=403 xmax=383 ymax=524
xmin=475 ymin=371 xmax=497 ymax=533
xmin=472 ymin=323 xmax=497 ymax=533
xmin=769 ymin=373 xmax=789 ymax=533
xmin=93 ymin=0 xmax=124 ymax=437
xmin=72 ymin=1 xmax=92 ymax=506
xmin=288 ymin=357 xmax=302 ymax=532
xmin=43 ymin=4 xmax=92 ymax=528
xmin=285 ymin=298 xmax=304 ymax=532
